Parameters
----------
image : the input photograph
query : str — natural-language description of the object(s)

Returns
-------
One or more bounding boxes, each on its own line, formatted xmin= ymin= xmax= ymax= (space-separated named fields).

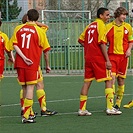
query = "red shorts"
xmin=109 ymin=54 xmax=128 ymax=78
xmin=17 ymin=68 xmax=41 ymax=85
xmin=0 ymin=60 xmax=4 ymax=79
xmin=84 ymin=61 xmax=112 ymax=82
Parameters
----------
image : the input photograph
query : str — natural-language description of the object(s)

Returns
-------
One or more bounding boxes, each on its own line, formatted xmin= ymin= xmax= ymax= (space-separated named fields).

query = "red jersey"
xmin=11 ymin=22 xmax=50 ymax=70
xmin=78 ymin=19 xmax=106 ymax=62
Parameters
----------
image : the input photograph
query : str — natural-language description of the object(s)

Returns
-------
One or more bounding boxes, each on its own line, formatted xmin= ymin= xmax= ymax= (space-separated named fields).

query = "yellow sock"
xmin=30 ymin=107 xmax=34 ymax=116
xmin=115 ymin=85 xmax=124 ymax=108
xmin=112 ymin=84 xmax=115 ymax=94
xmin=20 ymin=89 xmax=24 ymax=109
xmin=36 ymin=89 xmax=46 ymax=111
xmin=23 ymin=98 xmax=33 ymax=119
xmin=79 ymin=95 xmax=87 ymax=110
xmin=105 ymin=88 xmax=114 ymax=109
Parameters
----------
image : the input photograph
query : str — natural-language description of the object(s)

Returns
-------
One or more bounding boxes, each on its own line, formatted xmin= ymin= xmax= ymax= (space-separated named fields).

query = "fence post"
xmin=67 ymin=17 xmax=70 ymax=75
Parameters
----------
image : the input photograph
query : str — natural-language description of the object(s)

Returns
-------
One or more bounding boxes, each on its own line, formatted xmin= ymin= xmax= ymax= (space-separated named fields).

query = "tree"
xmin=0 ymin=0 xmax=22 ymax=21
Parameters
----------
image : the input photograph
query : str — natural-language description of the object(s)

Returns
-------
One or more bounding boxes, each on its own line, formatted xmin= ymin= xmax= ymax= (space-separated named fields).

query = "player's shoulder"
xmin=34 ymin=25 xmax=46 ymax=33
xmin=16 ymin=23 xmax=25 ymax=28
xmin=124 ymin=22 xmax=132 ymax=27
xmin=15 ymin=24 xmax=25 ymax=31
xmin=0 ymin=31 xmax=8 ymax=39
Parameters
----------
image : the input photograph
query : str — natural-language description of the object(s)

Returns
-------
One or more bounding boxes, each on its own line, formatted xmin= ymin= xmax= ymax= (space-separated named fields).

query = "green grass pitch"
xmin=0 ymin=75 xmax=133 ymax=133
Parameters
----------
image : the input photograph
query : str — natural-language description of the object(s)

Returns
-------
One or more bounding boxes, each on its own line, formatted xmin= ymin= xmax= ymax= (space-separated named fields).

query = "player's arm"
xmin=3 ymin=34 xmax=14 ymax=64
xmin=78 ymin=25 xmax=89 ymax=47
xmin=78 ymin=39 xmax=84 ymax=47
xmin=6 ymin=50 xmax=14 ymax=64
xmin=22 ymin=14 xmax=49 ymax=30
xmin=36 ymin=21 xmax=48 ymax=29
xmin=100 ymin=44 xmax=112 ymax=70
xmin=44 ymin=51 xmax=51 ymax=73
xmin=78 ymin=33 xmax=85 ymax=47
xmin=125 ymin=42 xmax=133 ymax=57
xmin=125 ymin=25 xmax=133 ymax=57
xmin=14 ymin=45 xmax=33 ymax=66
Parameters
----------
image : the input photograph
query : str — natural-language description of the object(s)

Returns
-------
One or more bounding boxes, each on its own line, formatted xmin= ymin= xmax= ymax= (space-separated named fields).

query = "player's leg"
xmin=78 ymin=81 xmax=92 ymax=116
xmin=20 ymin=86 xmax=36 ymax=118
xmin=0 ymin=60 xmax=4 ymax=105
xmin=114 ymin=57 xmax=127 ymax=110
xmin=78 ymin=62 xmax=93 ymax=116
xmin=17 ymin=68 xmax=37 ymax=123
xmin=104 ymin=75 xmax=121 ymax=115
xmin=0 ymin=59 xmax=4 ymax=101
xmin=22 ymin=84 xmax=36 ymax=123
xmin=114 ymin=77 xmax=125 ymax=109
xmin=0 ymin=60 xmax=4 ymax=80
xmin=36 ymin=68 xmax=57 ymax=116
xmin=20 ymin=85 xmax=26 ymax=115
xmin=93 ymin=61 xmax=122 ymax=115
xmin=105 ymin=77 xmax=122 ymax=115
xmin=36 ymin=81 xmax=47 ymax=111
xmin=111 ymin=74 xmax=116 ymax=94
xmin=105 ymin=80 xmax=114 ymax=110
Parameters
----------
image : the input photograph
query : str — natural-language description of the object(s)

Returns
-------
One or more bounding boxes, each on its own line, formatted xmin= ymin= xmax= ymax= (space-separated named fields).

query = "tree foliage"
xmin=0 ymin=0 xmax=22 ymax=21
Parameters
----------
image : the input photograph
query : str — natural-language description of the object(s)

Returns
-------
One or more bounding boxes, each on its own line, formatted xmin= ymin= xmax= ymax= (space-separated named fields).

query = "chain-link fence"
xmin=0 ymin=0 xmax=133 ymax=75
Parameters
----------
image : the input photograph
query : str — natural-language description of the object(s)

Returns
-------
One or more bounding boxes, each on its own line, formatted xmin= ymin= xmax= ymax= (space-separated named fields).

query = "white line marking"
xmin=0 ymin=94 xmax=132 ymax=107
xmin=0 ymin=110 xmax=105 ymax=119
xmin=0 ymin=94 xmax=132 ymax=119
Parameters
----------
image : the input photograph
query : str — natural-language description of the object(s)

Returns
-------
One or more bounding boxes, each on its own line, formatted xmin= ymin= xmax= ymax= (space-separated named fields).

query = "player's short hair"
xmin=114 ymin=7 xmax=128 ymax=18
xmin=22 ymin=14 xmax=27 ymax=24
xmin=27 ymin=9 xmax=39 ymax=21
xmin=97 ymin=7 xmax=109 ymax=18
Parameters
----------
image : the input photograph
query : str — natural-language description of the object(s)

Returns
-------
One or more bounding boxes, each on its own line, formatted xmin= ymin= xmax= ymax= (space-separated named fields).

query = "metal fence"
xmin=2 ymin=17 xmax=133 ymax=76
xmin=1 ymin=0 xmax=133 ymax=75
xmin=2 ymin=18 xmax=88 ymax=75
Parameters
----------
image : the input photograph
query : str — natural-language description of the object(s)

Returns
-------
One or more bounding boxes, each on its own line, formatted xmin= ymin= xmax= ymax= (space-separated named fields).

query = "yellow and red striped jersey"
xmin=78 ymin=18 xmax=107 ymax=62
xmin=0 ymin=31 xmax=9 ymax=59
xmin=102 ymin=21 xmax=133 ymax=55
xmin=11 ymin=22 xmax=51 ymax=70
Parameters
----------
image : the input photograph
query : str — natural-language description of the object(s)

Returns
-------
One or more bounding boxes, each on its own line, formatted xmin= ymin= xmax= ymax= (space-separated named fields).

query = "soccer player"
xmin=0 ymin=17 xmax=13 ymax=81
xmin=78 ymin=7 xmax=122 ymax=116
xmin=10 ymin=9 xmax=52 ymax=123
xmin=19 ymin=14 xmax=57 ymax=117
xmin=101 ymin=7 xmax=133 ymax=111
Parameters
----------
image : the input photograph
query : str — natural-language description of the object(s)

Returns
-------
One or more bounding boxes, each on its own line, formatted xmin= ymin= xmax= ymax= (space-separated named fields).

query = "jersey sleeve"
xmin=1 ymin=33 xmax=10 ymax=52
xmin=78 ymin=25 xmax=89 ymax=44
xmin=36 ymin=26 xmax=51 ymax=53
xmin=6 ymin=36 xmax=15 ymax=52
xmin=11 ymin=25 xmax=23 ymax=45
xmin=128 ymin=24 xmax=133 ymax=43
xmin=41 ymin=26 xmax=48 ymax=32
xmin=98 ymin=22 xmax=106 ymax=44
xmin=100 ymin=24 xmax=109 ymax=45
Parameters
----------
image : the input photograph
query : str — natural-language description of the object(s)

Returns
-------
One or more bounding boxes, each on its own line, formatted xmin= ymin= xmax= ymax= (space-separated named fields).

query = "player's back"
xmin=14 ymin=23 xmax=44 ymax=70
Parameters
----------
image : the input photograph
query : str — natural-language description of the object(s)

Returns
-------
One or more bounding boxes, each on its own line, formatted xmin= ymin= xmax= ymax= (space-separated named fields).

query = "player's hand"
xmin=125 ymin=49 xmax=131 ymax=58
xmin=23 ymin=58 xmax=33 ymax=66
xmin=46 ymin=66 xmax=51 ymax=73
xmin=106 ymin=61 xmax=112 ymax=70
xmin=7 ymin=58 xmax=14 ymax=65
